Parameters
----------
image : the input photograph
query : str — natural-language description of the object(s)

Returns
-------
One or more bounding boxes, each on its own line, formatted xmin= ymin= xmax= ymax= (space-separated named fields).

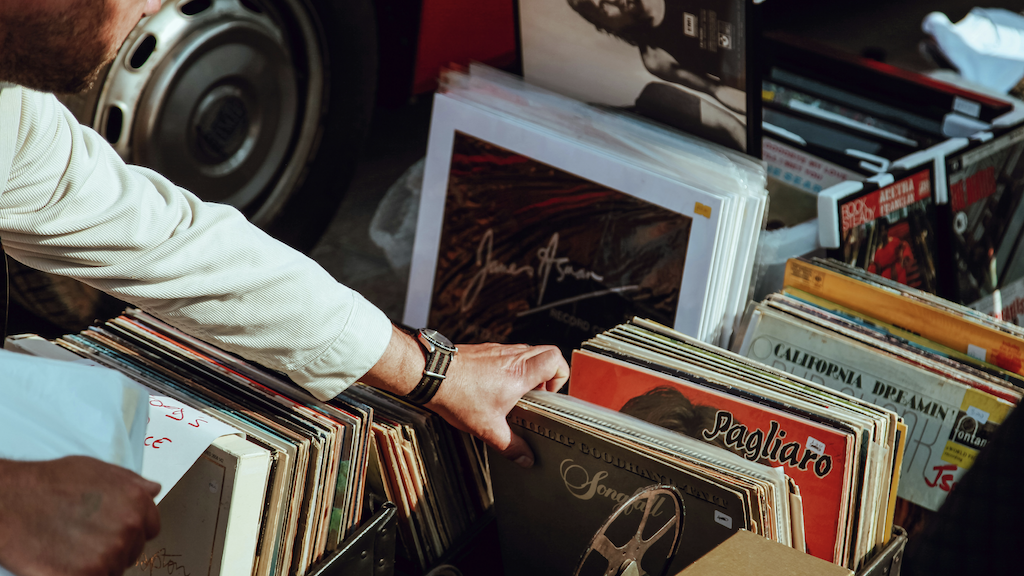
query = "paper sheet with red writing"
xmin=142 ymin=394 xmax=242 ymax=503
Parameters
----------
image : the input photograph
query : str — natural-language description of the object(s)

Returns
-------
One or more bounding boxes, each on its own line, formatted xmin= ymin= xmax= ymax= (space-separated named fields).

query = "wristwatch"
xmin=403 ymin=328 xmax=458 ymax=405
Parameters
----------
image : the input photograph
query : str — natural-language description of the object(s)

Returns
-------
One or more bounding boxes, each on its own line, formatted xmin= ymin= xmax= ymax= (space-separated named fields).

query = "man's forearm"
xmin=0 ymin=86 xmax=393 ymax=400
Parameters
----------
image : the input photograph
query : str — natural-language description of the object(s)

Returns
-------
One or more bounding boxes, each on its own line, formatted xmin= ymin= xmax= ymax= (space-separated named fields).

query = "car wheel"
xmin=63 ymin=0 xmax=376 ymax=250
xmin=19 ymin=0 xmax=377 ymax=333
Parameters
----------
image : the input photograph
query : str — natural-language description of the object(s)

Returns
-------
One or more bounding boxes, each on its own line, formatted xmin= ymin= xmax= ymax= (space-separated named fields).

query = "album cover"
xmin=781 ymin=258 xmax=1024 ymax=375
xmin=519 ymin=0 xmax=759 ymax=153
xmin=429 ymin=131 xmax=692 ymax=353
xmin=491 ymin=398 xmax=755 ymax=576
xmin=740 ymin=304 xmax=1014 ymax=511
xmin=572 ymin=319 xmax=904 ymax=567
xmin=944 ymin=125 xmax=1024 ymax=307
xmin=821 ymin=169 xmax=939 ymax=294
xmin=405 ymin=92 xmax=729 ymax=353
xmin=569 ymin=349 xmax=854 ymax=563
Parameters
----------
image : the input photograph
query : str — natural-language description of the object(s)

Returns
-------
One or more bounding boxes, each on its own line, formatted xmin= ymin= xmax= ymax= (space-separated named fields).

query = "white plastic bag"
xmin=924 ymin=8 xmax=1024 ymax=93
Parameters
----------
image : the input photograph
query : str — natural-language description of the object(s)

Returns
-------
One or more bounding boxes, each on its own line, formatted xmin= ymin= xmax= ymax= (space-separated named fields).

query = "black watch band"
xmin=403 ymin=328 xmax=457 ymax=405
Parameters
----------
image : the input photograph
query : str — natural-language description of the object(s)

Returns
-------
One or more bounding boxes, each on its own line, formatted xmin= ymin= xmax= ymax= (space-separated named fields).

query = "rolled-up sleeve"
xmin=0 ymin=85 xmax=393 ymax=400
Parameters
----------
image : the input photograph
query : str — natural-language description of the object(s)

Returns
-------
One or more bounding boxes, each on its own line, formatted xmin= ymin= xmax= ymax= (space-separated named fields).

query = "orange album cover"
xmin=570 ymin=349 xmax=856 ymax=564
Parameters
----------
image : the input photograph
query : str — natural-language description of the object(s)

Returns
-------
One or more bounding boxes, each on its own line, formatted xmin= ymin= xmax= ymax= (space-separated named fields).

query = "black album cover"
xmin=832 ymin=169 xmax=940 ymax=294
xmin=944 ymin=126 xmax=1024 ymax=306
xmin=519 ymin=0 xmax=758 ymax=154
xmin=490 ymin=403 xmax=746 ymax=576
xmin=426 ymin=132 xmax=692 ymax=356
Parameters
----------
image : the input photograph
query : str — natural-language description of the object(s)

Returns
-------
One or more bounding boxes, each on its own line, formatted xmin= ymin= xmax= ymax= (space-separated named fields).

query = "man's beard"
xmin=0 ymin=0 xmax=116 ymax=94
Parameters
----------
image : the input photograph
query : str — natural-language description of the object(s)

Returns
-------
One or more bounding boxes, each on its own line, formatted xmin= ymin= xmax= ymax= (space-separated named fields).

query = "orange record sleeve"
xmin=569 ymin=349 xmax=856 ymax=564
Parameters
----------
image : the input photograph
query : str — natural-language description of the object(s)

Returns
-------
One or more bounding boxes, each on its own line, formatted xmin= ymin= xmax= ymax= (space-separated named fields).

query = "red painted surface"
xmin=413 ymin=0 xmax=517 ymax=94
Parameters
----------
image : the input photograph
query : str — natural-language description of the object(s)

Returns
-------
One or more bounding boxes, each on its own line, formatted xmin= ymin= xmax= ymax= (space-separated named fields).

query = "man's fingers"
xmin=120 ymin=528 xmax=147 ymax=573
xmin=143 ymin=500 xmax=161 ymax=540
xmin=497 ymin=431 xmax=536 ymax=469
xmin=522 ymin=346 xmax=569 ymax=393
xmin=142 ymin=479 xmax=161 ymax=499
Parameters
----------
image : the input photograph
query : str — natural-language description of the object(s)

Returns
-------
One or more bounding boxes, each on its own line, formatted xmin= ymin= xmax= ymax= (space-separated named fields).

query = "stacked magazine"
xmin=404 ymin=66 xmax=768 ymax=353
xmin=738 ymin=258 xmax=1022 ymax=535
xmin=564 ymin=319 xmax=902 ymax=570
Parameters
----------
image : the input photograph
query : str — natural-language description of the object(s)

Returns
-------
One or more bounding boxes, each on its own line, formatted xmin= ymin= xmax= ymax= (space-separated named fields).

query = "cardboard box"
xmin=675 ymin=530 xmax=854 ymax=576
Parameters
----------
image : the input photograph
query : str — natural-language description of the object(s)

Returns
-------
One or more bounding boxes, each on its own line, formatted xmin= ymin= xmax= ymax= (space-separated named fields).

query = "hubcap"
xmin=91 ymin=0 xmax=324 ymax=223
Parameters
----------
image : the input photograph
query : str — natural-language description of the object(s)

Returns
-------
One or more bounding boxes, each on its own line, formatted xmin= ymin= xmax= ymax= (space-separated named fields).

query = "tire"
xmin=20 ymin=0 xmax=377 ymax=333
xmin=263 ymin=0 xmax=378 ymax=251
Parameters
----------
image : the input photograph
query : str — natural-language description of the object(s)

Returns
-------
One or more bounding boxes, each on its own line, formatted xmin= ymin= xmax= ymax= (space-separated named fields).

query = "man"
xmin=566 ymin=0 xmax=748 ymax=150
xmin=0 ymin=1 xmax=570 ymax=575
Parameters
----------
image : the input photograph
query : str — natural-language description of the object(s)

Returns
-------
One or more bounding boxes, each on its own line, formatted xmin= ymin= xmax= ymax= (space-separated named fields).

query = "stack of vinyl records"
xmin=10 ymin=309 xmax=490 ymax=575
xmin=404 ymin=65 xmax=768 ymax=354
xmin=757 ymin=32 xmax=1024 ymax=333
xmin=558 ymin=318 xmax=903 ymax=571
xmin=759 ymin=31 xmax=1015 ymax=205
xmin=737 ymin=257 xmax=1022 ymax=536
xmin=490 ymin=390 xmax=798 ymax=576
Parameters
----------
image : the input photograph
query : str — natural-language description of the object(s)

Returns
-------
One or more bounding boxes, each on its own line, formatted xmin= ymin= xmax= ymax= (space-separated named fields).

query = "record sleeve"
xmin=782 ymin=258 xmax=1024 ymax=376
xmin=519 ymin=0 xmax=761 ymax=154
xmin=740 ymin=304 xmax=1014 ymax=511
xmin=405 ymin=91 xmax=723 ymax=353
xmin=761 ymin=32 xmax=1013 ymax=128
xmin=569 ymin=349 xmax=854 ymax=563
xmin=490 ymin=395 xmax=767 ymax=576
xmin=818 ymin=168 xmax=940 ymax=294
xmin=943 ymin=124 xmax=1024 ymax=308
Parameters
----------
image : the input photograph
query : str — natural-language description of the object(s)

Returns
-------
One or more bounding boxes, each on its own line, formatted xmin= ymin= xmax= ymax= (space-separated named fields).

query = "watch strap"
xmin=403 ymin=339 xmax=453 ymax=405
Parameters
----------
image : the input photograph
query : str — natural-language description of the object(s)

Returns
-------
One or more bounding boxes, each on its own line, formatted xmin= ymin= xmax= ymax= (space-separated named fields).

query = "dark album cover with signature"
xmin=426 ymin=132 xmax=693 ymax=354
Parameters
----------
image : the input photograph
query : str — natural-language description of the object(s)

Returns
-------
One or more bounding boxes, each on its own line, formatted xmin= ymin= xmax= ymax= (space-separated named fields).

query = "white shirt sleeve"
xmin=0 ymin=85 xmax=394 ymax=401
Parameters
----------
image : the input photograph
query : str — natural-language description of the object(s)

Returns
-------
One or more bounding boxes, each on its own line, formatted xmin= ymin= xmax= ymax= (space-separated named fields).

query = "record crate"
xmin=305 ymin=503 xmax=398 ymax=576
xmin=392 ymin=520 xmax=908 ymax=576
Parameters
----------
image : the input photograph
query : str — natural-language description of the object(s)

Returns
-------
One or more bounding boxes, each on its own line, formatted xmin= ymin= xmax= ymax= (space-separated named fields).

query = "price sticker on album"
xmin=142 ymin=394 xmax=242 ymax=502
xmin=806 ymin=436 xmax=826 ymax=456
xmin=966 ymin=406 xmax=990 ymax=425
xmin=714 ymin=510 xmax=733 ymax=529
xmin=966 ymin=344 xmax=987 ymax=362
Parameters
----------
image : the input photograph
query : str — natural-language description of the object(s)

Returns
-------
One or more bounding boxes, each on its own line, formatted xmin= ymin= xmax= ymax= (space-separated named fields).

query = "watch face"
xmin=420 ymin=328 xmax=457 ymax=353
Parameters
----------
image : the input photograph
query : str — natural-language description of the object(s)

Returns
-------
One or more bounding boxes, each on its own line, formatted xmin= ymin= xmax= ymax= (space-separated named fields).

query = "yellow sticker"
xmin=762 ymin=89 xmax=775 ymax=101
xmin=959 ymin=389 xmax=1011 ymax=425
xmin=941 ymin=440 xmax=979 ymax=469
xmin=695 ymin=203 xmax=712 ymax=219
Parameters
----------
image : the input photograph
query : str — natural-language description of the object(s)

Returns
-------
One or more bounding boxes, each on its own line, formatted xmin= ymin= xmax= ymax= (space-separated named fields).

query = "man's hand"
xmin=426 ymin=342 xmax=569 ymax=467
xmin=0 ymin=456 xmax=161 ymax=576
xmin=362 ymin=326 xmax=570 ymax=468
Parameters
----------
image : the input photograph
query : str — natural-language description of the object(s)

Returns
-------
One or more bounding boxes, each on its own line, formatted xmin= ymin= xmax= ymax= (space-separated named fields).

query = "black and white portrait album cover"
xmin=519 ymin=0 xmax=760 ymax=154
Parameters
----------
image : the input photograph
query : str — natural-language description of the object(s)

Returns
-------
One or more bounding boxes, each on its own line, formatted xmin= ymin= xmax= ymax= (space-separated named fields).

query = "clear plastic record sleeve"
xmin=405 ymin=67 xmax=766 ymax=354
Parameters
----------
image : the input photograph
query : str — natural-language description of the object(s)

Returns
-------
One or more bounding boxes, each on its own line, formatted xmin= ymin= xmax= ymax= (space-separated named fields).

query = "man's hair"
xmin=876 ymin=218 xmax=890 ymax=238
xmin=566 ymin=0 xmax=652 ymax=47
